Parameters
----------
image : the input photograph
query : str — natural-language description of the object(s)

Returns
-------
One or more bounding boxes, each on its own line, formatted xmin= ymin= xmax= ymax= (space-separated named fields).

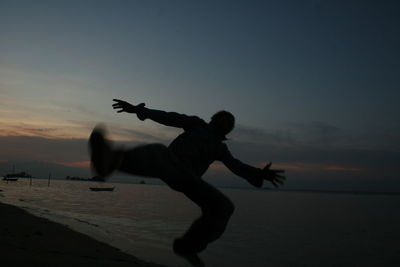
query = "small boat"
xmin=89 ymin=187 xmax=115 ymax=192
xmin=2 ymin=166 xmax=33 ymax=181
xmin=3 ymin=177 xmax=18 ymax=181
xmin=3 ymin=173 xmax=33 ymax=181
xmin=66 ymin=176 xmax=93 ymax=181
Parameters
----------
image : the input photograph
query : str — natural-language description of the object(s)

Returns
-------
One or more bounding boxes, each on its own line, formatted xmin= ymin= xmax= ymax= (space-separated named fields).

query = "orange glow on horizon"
xmin=209 ymin=161 xmax=363 ymax=173
xmin=272 ymin=162 xmax=363 ymax=172
xmin=325 ymin=165 xmax=363 ymax=172
xmin=0 ymin=121 xmax=153 ymax=143
xmin=57 ymin=161 xmax=90 ymax=168
xmin=0 ymin=120 xmax=89 ymax=140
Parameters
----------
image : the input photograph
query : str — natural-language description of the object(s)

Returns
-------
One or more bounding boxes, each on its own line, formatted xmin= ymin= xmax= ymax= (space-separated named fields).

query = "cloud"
xmin=0 ymin=134 xmax=149 ymax=164
xmin=0 ymin=121 xmax=90 ymax=139
xmin=109 ymin=126 xmax=169 ymax=143
xmin=287 ymin=121 xmax=342 ymax=145
xmin=232 ymin=121 xmax=400 ymax=151
xmin=4 ymin=126 xmax=58 ymax=138
xmin=223 ymin=122 xmax=399 ymax=185
xmin=0 ymin=135 xmax=88 ymax=163
xmin=271 ymin=162 xmax=363 ymax=172
xmin=228 ymin=138 xmax=398 ymax=171
xmin=0 ymin=120 xmax=399 ymax=190
xmin=232 ymin=124 xmax=294 ymax=146
xmin=231 ymin=121 xmax=349 ymax=149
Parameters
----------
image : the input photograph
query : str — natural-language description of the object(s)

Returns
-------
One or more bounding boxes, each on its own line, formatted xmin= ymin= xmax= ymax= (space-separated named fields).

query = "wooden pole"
xmin=30 ymin=176 xmax=32 ymax=187
xmin=48 ymin=173 xmax=51 ymax=187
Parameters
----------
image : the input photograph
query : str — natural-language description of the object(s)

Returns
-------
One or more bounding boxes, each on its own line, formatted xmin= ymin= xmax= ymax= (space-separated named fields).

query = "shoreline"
xmin=0 ymin=201 xmax=166 ymax=266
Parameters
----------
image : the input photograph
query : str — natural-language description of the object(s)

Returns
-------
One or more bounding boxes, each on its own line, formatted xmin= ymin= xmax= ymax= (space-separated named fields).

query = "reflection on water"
xmin=0 ymin=179 xmax=198 ymax=266
xmin=1 ymin=179 xmax=400 ymax=267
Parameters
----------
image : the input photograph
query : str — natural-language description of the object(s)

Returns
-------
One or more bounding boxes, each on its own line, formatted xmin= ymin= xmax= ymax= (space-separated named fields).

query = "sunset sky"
xmin=1 ymin=1 xmax=399 ymax=191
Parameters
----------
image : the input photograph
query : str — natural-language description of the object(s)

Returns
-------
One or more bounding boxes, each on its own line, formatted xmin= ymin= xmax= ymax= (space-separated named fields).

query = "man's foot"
xmin=173 ymin=238 xmax=205 ymax=267
xmin=89 ymin=125 xmax=123 ymax=180
xmin=175 ymin=252 xmax=204 ymax=267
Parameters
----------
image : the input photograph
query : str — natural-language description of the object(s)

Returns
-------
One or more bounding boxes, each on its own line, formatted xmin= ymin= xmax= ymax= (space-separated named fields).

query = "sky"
xmin=0 ymin=0 xmax=399 ymax=191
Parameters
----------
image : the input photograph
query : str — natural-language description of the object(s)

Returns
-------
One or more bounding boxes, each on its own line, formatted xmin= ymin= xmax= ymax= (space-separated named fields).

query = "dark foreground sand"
xmin=0 ymin=202 xmax=165 ymax=266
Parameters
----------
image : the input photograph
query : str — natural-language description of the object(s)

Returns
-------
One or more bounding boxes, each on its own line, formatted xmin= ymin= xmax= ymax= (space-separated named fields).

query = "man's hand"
xmin=262 ymin=162 xmax=285 ymax=188
xmin=112 ymin=99 xmax=145 ymax=113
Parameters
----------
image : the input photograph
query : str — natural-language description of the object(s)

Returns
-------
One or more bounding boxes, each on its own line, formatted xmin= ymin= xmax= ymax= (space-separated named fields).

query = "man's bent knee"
xmin=225 ymin=198 xmax=235 ymax=217
xmin=204 ymin=196 xmax=235 ymax=221
xmin=148 ymin=143 xmax=168 ymax=151
xmin=219 ymin=197 xmax=235 ymax=220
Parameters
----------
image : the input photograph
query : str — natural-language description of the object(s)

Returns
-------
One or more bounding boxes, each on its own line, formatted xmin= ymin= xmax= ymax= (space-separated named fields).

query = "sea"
xmin=1 ymin=179 xmax=400 ymax=267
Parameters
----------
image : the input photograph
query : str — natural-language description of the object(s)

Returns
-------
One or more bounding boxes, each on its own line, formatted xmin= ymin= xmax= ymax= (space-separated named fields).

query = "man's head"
xmin=210 ymin=111 xmax=235 ymax=136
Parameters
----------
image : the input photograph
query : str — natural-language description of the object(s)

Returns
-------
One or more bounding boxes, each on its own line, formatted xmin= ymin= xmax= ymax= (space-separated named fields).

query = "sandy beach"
xmin=0 ymin=202 xmax=165 ymax=267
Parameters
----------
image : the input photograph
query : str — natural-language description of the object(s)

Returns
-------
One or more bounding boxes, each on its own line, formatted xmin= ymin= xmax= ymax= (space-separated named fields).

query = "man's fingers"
xmin=276 ymin=174 xmax=286 ymax=179
xmin=117 ymin=110 xmax=124 ymax=113
xmin=263 ymin=162 xmax=272 ymax=172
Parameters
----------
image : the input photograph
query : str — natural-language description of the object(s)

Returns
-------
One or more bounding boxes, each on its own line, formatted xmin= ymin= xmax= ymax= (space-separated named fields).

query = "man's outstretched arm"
xmin=112 ymin=99 xmax=201 ymax=129
xmin=219 ymin=145 xmax=285 ymax=188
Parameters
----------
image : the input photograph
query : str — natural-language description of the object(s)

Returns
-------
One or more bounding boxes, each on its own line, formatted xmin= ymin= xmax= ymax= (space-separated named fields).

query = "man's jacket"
xmin=136 ymin=107 xmax=262 ymax=180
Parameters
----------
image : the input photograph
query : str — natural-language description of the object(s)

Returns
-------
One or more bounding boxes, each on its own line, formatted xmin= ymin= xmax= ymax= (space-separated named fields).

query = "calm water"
xmin=1 ymin=179 xmax=400 ymax=267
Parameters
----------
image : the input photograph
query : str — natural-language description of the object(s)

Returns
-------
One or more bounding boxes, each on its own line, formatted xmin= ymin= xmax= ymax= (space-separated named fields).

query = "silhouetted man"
xmin=89 ymin=99 xmax=285 ymax=260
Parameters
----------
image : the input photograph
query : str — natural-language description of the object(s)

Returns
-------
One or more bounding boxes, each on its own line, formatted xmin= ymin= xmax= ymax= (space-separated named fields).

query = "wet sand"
xmin=0 ymin=202 xmax=165 ymax=266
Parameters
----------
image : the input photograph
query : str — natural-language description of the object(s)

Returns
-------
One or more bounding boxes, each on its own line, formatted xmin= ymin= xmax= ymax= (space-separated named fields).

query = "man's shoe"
xmin=173 ymin=238 xmax=205 ymax=267
xmin=89 ymin=125 xmax=122 ymax=180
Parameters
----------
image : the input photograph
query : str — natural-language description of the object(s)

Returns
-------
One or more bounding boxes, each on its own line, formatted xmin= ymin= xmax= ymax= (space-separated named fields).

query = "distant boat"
xmin=2 ymin=165 xmax=33 ymax=181
xmin=66 ymin=176 xmax=93 ymax=181
xmin=3 ymin=177 xmax=18 ymax=181
xmin=89 ymin=187 xmax=115 ymax=192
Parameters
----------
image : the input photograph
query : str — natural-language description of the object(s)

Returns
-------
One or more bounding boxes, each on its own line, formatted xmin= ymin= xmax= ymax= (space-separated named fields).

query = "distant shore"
xmin=0 ymin=201 xmax=165 ymax=266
